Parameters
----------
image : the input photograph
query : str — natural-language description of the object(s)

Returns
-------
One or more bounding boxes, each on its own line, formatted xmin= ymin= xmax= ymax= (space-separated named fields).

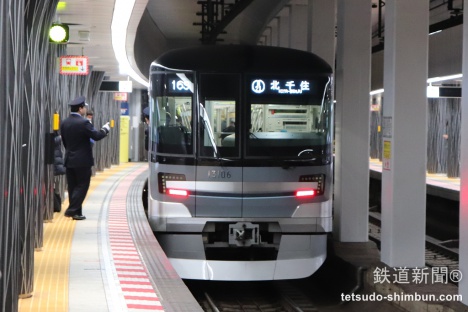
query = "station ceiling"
xmin=55 ymin=0 xmax=463 ymax=90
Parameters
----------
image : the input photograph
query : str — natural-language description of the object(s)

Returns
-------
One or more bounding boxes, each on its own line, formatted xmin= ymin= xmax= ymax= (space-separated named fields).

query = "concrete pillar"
xmin=307 ymin=0 xmax=336 ymax=67
xmin=458 ymin=0 xmax=468 ymax=304
xmin=289 ymin=2 xmax=307 ymax=50
xmin=381 ymin=0 xmax=428 ymax=267
xmin=334 ymin=0 xmax=372 ymax=242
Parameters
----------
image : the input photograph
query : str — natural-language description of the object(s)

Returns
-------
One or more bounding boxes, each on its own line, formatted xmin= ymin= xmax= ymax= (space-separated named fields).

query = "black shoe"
xmin=64 ymin=213 xmax=73 ymax=218
xmin=71 ymin=215 xmax=86 ymax=220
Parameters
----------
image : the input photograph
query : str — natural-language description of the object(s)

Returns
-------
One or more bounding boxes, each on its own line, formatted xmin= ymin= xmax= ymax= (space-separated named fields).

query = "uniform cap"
xmin=143 ymin=107 xmax=150 ymax=117
xmin=68 ymin=96 xmax=86 ymax=106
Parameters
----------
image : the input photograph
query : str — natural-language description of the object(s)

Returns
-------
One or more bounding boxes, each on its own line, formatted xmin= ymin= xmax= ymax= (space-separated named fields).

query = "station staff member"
xmin=60 ymin=96 xmax=111 ymax=220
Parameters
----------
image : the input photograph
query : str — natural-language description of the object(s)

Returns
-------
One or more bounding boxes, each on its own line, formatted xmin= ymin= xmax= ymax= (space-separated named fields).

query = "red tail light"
xmin=158 ymin=173 xmax=186 ymax=194
xmin=167 ymin=189 xmax=189 ymax=197
xmin=295 ymin=189 xmax=316 ymax=198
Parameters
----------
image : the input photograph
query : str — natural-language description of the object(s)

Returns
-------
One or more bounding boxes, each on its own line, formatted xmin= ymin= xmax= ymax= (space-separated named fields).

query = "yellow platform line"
xmin=18 ymin=162 xmax=139 ymax=312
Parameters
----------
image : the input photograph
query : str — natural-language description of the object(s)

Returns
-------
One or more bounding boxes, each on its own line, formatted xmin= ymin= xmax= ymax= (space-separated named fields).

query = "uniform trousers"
xmin=65 ymin=166 xmax=92 ymax=216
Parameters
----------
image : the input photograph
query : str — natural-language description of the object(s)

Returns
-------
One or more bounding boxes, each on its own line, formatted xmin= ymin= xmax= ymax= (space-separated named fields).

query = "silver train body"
xmin=147 ymin=45 xmax=334 ymax=281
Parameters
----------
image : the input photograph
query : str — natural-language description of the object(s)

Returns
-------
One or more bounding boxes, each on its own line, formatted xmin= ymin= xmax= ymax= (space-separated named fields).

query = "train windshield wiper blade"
xmin=199 ymin=103 xmax=220 ymax=159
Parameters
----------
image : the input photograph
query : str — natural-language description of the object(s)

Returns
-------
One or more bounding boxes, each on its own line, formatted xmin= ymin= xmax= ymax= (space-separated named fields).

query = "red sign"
xmin=114 ymin=92 xmax=128 ymax=101
xmin=59 ymin=56 xmax=89 ymax=75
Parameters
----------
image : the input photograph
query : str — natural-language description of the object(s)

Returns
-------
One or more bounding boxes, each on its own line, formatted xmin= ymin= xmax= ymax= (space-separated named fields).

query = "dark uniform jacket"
xmin=60 ymin=114 xmax=108 ymax=168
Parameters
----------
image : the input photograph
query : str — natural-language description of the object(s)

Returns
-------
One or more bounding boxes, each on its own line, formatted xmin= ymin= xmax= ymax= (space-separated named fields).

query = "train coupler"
xmin=228 ymin=222 xmax=259 ymax=247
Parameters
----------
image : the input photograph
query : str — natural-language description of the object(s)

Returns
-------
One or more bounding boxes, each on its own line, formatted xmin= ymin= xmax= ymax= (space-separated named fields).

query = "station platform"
xmin=16 ymin=160 xmax=465 ymax=312
xmin=18 ymin=162 xmax=202 ymax=312
xmin=369 ymin=158 xmax=459 ymax=201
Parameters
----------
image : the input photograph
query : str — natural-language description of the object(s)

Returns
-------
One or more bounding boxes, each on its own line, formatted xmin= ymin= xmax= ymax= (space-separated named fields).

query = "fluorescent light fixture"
xmin=427 ymin=86 xmax=439 ymax=98
xmin=370 ymin=88 xmax=384 ymax=96
xmin=370 ymin=74 xmax=464 ymax=95
xmin=111 ymin=0 xmax=149 ymax=87
xmin=427 ymin=73 xmax=462 ymax=84
xmin=429 ymin=30 xmax=442 ymax=36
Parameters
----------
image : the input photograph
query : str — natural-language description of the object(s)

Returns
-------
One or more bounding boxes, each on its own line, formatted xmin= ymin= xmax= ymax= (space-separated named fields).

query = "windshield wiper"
xmin=199 ymin=103 xmax=220 ymax=159
xmin=298 ymin=149 xmax=314 ymax=157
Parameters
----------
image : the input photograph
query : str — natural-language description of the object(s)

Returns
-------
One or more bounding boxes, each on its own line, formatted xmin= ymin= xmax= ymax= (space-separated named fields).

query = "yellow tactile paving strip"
xmin=18 ymin=163 xmax=136 ymax=312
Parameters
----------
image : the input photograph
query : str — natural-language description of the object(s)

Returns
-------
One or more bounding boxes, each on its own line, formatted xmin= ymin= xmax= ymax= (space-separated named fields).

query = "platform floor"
xmin=18 ymin=162 xmax=200 ymax=312
xmin=370 ymin=158 xmax=459 ymax=201
xmin=369 ymin=158 xmax=460 ymax=191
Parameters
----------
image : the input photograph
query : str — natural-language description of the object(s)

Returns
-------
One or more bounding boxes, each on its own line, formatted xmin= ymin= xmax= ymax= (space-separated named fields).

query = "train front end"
xmin=147 ymin=46 xmax=333 ymax=281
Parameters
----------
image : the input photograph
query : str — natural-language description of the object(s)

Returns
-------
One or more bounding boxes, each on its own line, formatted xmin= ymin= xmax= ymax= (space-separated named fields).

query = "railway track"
xmin=187 ymin=281 xmax=318 ymax=312
xmin=368 ymin=211 xmax=459 ymax=283
xmin=183 ymin=208 xmax=461 ymax=311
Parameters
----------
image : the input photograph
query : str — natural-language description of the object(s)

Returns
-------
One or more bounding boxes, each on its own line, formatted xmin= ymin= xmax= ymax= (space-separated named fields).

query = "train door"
xmin=195 ymin=73 xmax=242 ymax=217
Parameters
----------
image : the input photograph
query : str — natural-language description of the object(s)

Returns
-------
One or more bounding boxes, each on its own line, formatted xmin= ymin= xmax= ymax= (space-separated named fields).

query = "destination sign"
xmin=251 ymin=79 xmax=313 ymax=95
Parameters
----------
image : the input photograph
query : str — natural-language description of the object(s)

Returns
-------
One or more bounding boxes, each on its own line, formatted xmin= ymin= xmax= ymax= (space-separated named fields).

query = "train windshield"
xmin=150 ymin=72 xmax=194 ymax=156
xmin=246 ymin=75 xmax=333 ymax=161
xmin=150 ymin=70 xmax=333 ymax=163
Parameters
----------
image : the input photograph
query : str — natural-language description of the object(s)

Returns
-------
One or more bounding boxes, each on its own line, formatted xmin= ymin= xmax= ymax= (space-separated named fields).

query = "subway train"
xmin=145 ymin=45 xmax=334 ymax=281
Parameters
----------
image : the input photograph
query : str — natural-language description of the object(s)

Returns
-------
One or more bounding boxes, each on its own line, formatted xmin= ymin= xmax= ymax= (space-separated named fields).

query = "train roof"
xmin=152 ymin=45 xmax=332 ymax=75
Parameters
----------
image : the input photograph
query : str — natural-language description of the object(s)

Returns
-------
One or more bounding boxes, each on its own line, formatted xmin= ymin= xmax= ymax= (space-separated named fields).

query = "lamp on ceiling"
xmin=111 ymin=0 xmax=149 ymax=87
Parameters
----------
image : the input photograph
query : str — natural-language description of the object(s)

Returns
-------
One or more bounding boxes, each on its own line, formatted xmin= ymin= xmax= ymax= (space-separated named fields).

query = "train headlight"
xmin=299 ymin=174 xmax=325 ymax=195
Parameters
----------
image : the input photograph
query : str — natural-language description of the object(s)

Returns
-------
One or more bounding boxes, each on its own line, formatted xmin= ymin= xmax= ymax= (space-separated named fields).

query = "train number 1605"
xmin=208 ymin=170 xmax=231 ymax=179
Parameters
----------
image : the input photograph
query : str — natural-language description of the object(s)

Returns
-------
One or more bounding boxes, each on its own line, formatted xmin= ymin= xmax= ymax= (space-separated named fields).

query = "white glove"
xmin=102 ymin=122 xmax=110 ymax=133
